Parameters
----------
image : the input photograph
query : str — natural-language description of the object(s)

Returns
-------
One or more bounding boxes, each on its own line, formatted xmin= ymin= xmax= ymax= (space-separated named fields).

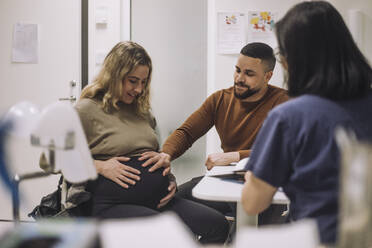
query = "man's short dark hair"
xmin=240 ymin=42 xmax=276 ymax=72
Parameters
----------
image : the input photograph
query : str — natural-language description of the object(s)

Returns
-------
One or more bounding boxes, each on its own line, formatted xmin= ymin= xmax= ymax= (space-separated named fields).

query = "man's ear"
xmin=264 ymin=71 xmax=273 ymax=83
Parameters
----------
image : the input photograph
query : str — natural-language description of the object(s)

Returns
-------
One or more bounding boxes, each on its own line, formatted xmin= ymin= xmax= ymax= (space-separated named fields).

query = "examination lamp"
xmin=4 ymin=101 xmax=97 ymax=221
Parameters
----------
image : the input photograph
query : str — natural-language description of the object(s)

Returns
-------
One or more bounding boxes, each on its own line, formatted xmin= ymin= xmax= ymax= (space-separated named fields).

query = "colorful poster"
xmin=217 ymin=12 xmax=246 ymax=54
xmin=247 ymin=11 xmax=278 ymax=47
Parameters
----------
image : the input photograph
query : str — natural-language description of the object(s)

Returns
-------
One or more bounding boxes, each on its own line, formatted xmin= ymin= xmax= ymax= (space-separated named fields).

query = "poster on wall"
xmin=247 ymin=11 xmax=278 ymax=48
xmin=217 ymin=12 xmax=246 ymax=54
xmin=12 ymin=23 xmax=39 ymax=63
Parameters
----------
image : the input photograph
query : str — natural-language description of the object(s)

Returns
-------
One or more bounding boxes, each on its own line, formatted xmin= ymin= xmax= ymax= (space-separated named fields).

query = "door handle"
xmin=59 ymin=80 xmax=79 ymax=103
xmin=59 ymin=96 xmax=77 ymax=102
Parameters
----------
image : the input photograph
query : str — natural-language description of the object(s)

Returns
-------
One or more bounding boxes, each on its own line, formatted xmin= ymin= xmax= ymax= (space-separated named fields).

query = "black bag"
xmin=28 ymin=176 xmax=63 ymax=219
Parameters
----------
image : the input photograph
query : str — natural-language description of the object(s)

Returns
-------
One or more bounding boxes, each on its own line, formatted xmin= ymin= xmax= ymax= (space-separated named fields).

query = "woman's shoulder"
xmin=271 ymin=94 xmax=354 ymax=127
xmin=75 ymin=98 xmax=104 ymax=119
xmin=75 ymin=98 xmax=102 ymax=111
xmin=269 ymin=95 xmax=325 ymax=123
xmin=273 ymin=95 xmax=322 ymax=112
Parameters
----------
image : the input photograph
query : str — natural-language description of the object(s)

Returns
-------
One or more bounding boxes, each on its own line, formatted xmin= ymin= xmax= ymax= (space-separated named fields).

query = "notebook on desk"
xmin=206 ymin=157 xmax=249 ymax=182
xmin=210 ymin=169 xmax=246 ymax=182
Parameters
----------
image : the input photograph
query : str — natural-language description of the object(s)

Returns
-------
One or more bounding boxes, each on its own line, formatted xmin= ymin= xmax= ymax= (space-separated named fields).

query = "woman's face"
xmin=121 ymin=65 xmax=149 ymax=104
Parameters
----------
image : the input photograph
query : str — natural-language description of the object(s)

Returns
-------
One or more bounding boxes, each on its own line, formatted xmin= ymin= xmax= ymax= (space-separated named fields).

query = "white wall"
xmin=327 ymin=0 xmax=372 ymax=62
xmin=0 ymin=0 xmax=81 ymax=221
xmin=88 ymin=0 xmax=124 ymax=83
xmin=206 ymin=0 xmax=372 ymax=155
xmin=131 ymin=0 xmax=208 ymax=183
xmin=206 ymin=0 xmax=301 ymax=156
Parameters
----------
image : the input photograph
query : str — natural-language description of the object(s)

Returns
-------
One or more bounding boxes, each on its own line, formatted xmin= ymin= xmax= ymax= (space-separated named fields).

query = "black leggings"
xmin=94 ymin=197 xmax=229 ymax=244
xmin=88 ymin=157 xmax=229 ymax=244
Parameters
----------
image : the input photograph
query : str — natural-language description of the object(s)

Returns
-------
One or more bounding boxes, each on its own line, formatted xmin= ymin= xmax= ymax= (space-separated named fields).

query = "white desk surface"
xmin=192 ymin=173 xmax=289 ymax=228
xmin=192 ymin=171 xmax=289 ymax=205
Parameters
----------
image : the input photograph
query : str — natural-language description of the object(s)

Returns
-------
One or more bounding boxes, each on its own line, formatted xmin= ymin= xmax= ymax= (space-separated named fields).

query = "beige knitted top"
xmin=75 ymin=98 xmax=159 ymax=161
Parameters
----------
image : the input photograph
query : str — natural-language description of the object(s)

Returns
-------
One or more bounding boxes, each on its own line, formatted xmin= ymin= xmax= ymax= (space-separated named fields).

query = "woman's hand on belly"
xmin=139 ymin=151 xmax=171 ymax=176
xmin=94 ymin=157 xmax=141 ymax=189
xmin=157 ymin=180 xmax=177 ymax=209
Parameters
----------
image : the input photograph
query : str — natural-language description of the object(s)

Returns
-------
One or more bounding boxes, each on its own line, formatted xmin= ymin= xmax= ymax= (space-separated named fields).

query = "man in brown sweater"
xmin=142 ymin=42 xmax=289 ymax=222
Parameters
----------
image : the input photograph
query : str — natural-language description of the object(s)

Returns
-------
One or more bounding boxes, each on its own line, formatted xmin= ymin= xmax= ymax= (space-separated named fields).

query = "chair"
xmin=335 ymin=128 xmax=372 ymax=248
xmin=225 ymin=212 xmax=236 ymax=244
xmin=235 ymin=219 xmax=319 ymax=248
xmin=99 ymin=212 xmax=199 ymax=248
xmin=3 ymin=101 xmax=97 ymax=222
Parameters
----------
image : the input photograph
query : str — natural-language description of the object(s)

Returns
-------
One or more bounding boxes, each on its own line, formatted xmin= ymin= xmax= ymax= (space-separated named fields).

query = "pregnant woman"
xmin=75 ymin=41 xmax=229 ymax=244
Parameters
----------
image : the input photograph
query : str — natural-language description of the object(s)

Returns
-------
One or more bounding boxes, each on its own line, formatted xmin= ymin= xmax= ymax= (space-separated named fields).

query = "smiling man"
xmin=233 ymin=52 xmax=274 ymax=101
xmin=161 ymin=42 xmax=287 ymax=167
xmin=143 ymin=42 xmax=289 ymax=221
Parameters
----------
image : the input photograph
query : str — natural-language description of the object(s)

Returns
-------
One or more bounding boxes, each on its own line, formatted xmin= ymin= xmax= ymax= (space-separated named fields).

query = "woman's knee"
xmin=167 ymin=198 xmax=229 ymax=243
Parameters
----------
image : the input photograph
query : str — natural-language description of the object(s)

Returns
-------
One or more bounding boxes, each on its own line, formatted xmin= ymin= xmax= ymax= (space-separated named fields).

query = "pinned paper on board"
xmin=217 ymin=12 xmax=246 ymax=54
xmin=247 ymin=11 xmax=278 ymax=47
xmin=12 ymin=23 xmax=39 ymax=63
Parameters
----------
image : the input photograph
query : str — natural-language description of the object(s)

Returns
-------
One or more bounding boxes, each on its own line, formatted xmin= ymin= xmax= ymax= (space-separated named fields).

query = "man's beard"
xmin=233 ymin=82 xmax=260 ymax=99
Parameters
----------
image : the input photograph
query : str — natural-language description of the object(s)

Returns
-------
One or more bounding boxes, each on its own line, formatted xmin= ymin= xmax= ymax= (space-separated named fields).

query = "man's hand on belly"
xmin=139 ymin=151 xmax=171 ymax=176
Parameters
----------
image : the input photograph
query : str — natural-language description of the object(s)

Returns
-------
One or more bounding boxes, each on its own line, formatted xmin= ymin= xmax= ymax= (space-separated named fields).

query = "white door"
xmin=0 ymin=0 xmax=81 ymax=221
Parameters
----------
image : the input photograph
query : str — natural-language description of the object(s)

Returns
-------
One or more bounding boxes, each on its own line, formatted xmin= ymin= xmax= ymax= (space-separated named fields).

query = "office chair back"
xmin=235 ymin=219 xmax=319 ymax=248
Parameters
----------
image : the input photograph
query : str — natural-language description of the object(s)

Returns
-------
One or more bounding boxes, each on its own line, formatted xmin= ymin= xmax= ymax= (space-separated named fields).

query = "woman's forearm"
xmin=94 ymin=160 xmax=105 ymax=174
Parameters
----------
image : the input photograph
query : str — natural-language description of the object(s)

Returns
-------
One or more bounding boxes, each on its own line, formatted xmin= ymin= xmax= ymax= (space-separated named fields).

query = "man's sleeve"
xmin=238 ymin=150 xmax=251 ymax=159
xmin=244 ymin=111 xmax=294 ymax=187
xmin=238 ymin=91 xmax=289 ymax=160
xmin=162 ymin=93 xmax=218 ymax=160
xmin=273 ymin=91 xmax=290 ymax=107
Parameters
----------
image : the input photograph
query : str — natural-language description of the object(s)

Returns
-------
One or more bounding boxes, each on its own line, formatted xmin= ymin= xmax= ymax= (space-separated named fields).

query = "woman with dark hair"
xmin=241 ymin=1 xmax=372 ymax=245
xmin=75 ymin=41 xmax=229 ymax=244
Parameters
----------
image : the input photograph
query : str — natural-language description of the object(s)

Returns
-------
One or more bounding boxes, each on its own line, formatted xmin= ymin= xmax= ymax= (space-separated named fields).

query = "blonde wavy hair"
xmin=80 ymin=41 xmax=152 ymax=115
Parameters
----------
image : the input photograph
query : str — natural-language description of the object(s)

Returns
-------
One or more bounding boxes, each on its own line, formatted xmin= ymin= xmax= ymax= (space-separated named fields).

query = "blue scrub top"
xmin=245 ymin=92 xmax=372 ymax=244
